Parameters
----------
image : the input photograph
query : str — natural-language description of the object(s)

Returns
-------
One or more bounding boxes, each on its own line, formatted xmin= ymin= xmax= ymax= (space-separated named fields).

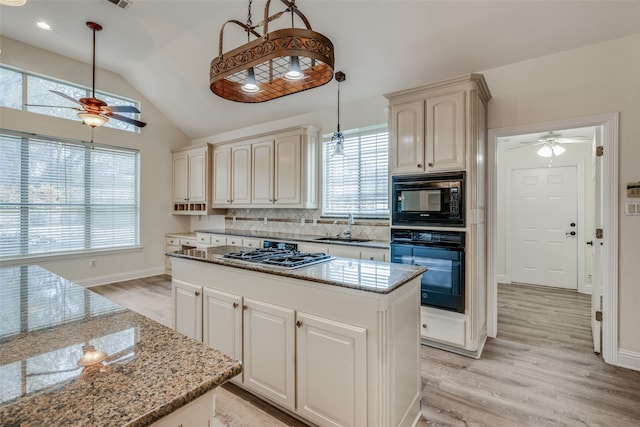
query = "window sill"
xmin=0 ymin=246 xmax=144 ymax=266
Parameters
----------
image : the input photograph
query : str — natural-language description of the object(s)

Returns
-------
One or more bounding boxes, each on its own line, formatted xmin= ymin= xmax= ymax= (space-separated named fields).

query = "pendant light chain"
xmin=246 ymin=0 xmax=253 ymax=42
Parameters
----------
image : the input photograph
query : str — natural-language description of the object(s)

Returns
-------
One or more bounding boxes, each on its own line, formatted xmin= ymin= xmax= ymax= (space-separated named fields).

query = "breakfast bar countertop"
xmin=0 ymin=265 xmax=242 ymax=427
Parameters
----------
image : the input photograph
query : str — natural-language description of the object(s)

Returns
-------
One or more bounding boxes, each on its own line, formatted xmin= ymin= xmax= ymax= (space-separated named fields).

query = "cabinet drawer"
xmin=227 ymin=237 xmax=243 ymax=247
xmin=166 ymin=237 xmax=180 ymax=246
xmin=180 ymin=238 xmax=197 ymax=248
xmin=210 ymin=235 xmax=227 ymax=246
xmin=196 ymin=233 xmax=211 ymax=245
xmin=420 ymin=309 xmax=466 ymax=347
xmin=360 ymin=249 xmax=387 ymax=261
xmin=243 ymin=238 xmax=261 ymax=248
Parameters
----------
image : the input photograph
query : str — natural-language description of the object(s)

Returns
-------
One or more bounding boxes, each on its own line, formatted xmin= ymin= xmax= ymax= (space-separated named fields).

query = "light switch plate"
xmin=625 ymin=201 xmax=640 ymax=215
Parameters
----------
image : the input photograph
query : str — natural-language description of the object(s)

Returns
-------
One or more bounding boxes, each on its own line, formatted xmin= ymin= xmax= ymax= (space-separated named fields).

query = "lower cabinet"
xmin=173 ymin=280 xmax=369 ymax=427
xmin=150 ymin=388 xmax=215 ymax=427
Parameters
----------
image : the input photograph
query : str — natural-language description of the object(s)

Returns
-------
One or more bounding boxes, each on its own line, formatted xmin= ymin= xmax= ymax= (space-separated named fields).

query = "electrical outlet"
xmin=625 ymin=201 xmax=640 ymax=216
xmin=90 ymin=259 xmax=96 ymax=268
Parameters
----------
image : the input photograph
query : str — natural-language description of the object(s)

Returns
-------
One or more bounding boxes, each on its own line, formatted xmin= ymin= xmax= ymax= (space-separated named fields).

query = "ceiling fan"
xmin=26 ymin=21 xmax=146 ymax=129
xmin=508 ymin=131 xmax=590 ymax=157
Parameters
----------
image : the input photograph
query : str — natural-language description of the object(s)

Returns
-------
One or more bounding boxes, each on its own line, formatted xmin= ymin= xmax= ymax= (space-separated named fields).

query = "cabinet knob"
xmin=417 ymin=164 xmax=422 ymax=168
xmin=296 ymin=320 xmax=303 ymax=328
xmin=195 ymin=291 xmax=200 ymax=297
xmin=274 ymin=199 xmax=277 ymax=202
xmin=242 ymin=304 xmax=248 ymax=310
xmin=422 ymin=324 xmax=427 ymax=329
xmin=233 ymin=302 xmax=238 ymax=308
xmin=227 ymin=199 xmax=231 ymax=203
xmin=428 ymin=162 xmax=434 ymax=167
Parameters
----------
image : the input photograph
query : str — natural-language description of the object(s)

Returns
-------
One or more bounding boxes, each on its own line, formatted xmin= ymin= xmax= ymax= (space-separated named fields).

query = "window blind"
xmin=0 ymin=131 xmax=140 ymax=258
xmin=323 ymin=124 xmax=389 ymax=218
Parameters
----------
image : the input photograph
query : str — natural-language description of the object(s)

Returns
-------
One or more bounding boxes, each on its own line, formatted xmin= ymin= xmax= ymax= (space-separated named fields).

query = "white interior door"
xmin=591 ymin=132 xmax=603 ymax=353
xmin=511 ymin=166 xmax=578 ymax=289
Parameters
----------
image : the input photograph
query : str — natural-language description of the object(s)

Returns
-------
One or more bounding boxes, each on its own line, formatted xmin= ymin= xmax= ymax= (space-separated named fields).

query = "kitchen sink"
xmin=314 ymin=237 xmax=370 ymax=243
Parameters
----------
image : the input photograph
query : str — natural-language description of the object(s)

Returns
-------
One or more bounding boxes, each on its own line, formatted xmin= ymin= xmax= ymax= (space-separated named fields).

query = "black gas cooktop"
xmin=224 ymin=248 xmax=333 ymax=269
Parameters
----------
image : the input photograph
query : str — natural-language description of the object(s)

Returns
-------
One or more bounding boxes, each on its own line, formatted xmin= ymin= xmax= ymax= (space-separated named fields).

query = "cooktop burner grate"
xmin=224 ymin=249 xmax=332 ymax=268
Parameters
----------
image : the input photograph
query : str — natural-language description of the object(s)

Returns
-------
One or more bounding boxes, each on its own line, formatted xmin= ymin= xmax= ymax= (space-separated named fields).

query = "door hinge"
xmin=595 ymin=310 xmax=603 ymax=322
xmin=596 ymin=228 xmax=603 ymax=239
xmin=596 ymin=146 xmax=604 ymax=157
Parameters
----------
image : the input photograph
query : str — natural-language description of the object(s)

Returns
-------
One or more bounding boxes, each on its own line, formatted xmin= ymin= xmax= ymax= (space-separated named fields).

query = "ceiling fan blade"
xmin=556 ymin=136 xmax=591 ymax=143
xmin=25 ymin=103 xmax=80 ymax=110
xmin=50 ymin=90 xmax=82 ymax=104
xmin=106 ymin=112 xmax=147 ymax=128
xmin=104 ymin=105 xmax=141 ymax=114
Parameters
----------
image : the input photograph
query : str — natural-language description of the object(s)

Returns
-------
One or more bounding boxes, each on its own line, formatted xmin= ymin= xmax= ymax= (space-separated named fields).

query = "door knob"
xmin=566 ymin=231 xmax=576 ymax=236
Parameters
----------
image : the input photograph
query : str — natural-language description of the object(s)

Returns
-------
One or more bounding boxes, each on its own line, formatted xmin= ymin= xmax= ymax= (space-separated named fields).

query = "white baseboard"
xmin=78 ymin=267 xmax=166 ymax=287
xmin=496 ymin=274 xmax=508 ymax=284
xmin=617 ymin=349 xmax=640 ymax=372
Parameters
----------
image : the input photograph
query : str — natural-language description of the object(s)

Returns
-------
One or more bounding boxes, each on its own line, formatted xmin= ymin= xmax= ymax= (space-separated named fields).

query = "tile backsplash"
xmin=222 ymin=208 xmax=390 ymax=241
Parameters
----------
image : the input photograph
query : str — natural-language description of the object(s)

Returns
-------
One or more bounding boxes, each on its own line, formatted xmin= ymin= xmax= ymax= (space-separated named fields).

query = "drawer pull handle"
xmin=195 ymin=291 xmax=200 ymax=297
xmin=296 ymin=320 xmax=303 ymax=328
xmin=428 ymin=162 xmax=434 ymax=167
xmin=233 ymin=302 xmax=238 ymax=308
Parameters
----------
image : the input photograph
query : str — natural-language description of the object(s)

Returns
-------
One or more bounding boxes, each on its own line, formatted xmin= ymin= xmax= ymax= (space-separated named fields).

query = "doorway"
xmin=487 ymin=113 xmax=619 ymax=365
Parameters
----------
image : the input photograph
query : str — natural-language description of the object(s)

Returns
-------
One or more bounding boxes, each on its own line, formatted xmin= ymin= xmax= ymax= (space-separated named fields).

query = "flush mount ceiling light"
xmin=331 ymin=71 xmax=346 ymax=156
xmin=0 ymin=0 xmax=27 ymax=6
xmin=210 ymin=0 xmax=335 ymax=103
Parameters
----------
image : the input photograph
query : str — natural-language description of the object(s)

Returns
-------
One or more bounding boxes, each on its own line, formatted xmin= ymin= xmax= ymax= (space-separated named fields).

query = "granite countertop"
xmin=167 ymin=245 xmax=426 ymax=294
xmin=0 ymin=265 xmax=242 ymax=427
xmin=192 ymin=228 xmax=390 ymax=249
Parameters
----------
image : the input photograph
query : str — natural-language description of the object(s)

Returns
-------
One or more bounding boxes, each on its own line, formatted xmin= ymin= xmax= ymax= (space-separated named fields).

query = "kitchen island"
xmin=0 ymin=265 xmax=242 ymax=427
xmin=168 ymin=246 xmax=426 ymax=427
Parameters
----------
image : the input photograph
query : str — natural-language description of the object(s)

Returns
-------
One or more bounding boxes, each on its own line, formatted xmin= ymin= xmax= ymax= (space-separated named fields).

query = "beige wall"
xmin=482 ymin=33 xmax=640 ymax=354
xmin=0 ymin=37 xmax=191 ymax=285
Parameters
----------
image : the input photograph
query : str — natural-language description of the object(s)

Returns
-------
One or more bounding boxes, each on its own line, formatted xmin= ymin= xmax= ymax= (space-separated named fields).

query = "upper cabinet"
xmin=213 ymin=126 xmax=319 ymax=209
xmin=172 ymin=144 xmax=211 ymax=214
xmin=386 ymin=74 xmax=490 ymax=175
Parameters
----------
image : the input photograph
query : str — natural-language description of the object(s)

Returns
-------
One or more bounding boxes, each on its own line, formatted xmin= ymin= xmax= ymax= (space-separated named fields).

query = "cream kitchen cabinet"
xmin=150 ymin=389 xmax=215 ymax=427
xmin=172 ymin=145 xmax=210 ymax=214
xmin=172 ymin=279 xmax=202 ymax=341
xmin=212 ymin=144 xmax=251 ymax=207
xmin=387 ymin=74 xmax=488 ymax=175
xmin=252 ymin=134 xmax=304 ymax=206
xmin=203 ymin=288 xmax=243 ymax=381
xmin=327 ymin=245 xmax=388 ymax=262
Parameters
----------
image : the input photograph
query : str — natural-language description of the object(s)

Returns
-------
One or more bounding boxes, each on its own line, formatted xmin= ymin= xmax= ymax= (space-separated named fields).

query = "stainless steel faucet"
xmin=343 ymin=213 xmax=355 ymax=238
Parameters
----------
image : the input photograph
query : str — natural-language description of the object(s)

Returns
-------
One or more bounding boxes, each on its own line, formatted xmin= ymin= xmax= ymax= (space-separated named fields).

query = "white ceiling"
xmin=2 ymin=0 xmax=640 ymax=139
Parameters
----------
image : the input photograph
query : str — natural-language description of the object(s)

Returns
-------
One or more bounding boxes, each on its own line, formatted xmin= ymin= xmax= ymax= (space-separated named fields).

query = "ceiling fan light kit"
xmin=210 ymin=0 xmax=335 ymax=103
xmin=0 ymin=0 xmax=27 ymax=6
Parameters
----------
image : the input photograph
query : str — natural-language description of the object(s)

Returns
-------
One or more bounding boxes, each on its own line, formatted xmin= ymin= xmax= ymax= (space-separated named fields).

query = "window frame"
xmin=0 ymin=129 xmax=141 ymax=261
xmin=321 ymin=124 xmax=390 ymax=219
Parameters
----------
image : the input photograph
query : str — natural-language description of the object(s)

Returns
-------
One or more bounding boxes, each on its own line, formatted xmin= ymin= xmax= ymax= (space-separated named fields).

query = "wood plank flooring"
xmin=92 ymin=278 xmax=640 ymax=427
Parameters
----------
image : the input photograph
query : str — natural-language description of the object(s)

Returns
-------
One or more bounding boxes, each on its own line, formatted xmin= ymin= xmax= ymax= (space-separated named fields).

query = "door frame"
xmin=505 ymin=162 xmax=585 ymax=291
xmin=487 ymin=113 xmax=619 ymax=365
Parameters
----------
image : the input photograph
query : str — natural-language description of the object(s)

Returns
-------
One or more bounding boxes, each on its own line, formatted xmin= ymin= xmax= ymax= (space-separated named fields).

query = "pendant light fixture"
xmin=331 ymin=71 xmax=346 ymax=156
xmin=210 ymin=0 xmax=335 ymax=103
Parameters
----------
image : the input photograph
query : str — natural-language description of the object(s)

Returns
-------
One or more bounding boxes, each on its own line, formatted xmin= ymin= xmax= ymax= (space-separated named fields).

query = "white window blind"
xmin=323 ymin=124 xmax=389 ymax=218
xmin=0 ymin=131 xmax=140 ymax=258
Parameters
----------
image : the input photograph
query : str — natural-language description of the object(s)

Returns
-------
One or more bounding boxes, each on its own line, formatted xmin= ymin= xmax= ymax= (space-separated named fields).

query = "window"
xmin=0 ymin=64 xmax=140 ymax=133
xmin=0 ymin=130 xmax=140 ymax=258
xmin=323 ymin=124 xmax=389 ymax=218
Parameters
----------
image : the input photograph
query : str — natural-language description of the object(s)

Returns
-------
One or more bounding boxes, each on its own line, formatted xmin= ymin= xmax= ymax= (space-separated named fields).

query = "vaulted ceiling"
xmin=2 ymin=0 xmax=640 ymax=139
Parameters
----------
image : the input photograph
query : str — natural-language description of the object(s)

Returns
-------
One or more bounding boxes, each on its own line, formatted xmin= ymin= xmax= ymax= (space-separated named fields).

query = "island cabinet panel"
xmin=243 ymin=298 xmax=296 ymax=411
xmin=172 ymin=279 xmax=202 ymax=341
xmin=296 ymin=312 xmax=367 ymax=427
xmin=151 ymin=389 xmax=215 ymax=427
xmin=203 ymin=288 xmax=243 ymax=381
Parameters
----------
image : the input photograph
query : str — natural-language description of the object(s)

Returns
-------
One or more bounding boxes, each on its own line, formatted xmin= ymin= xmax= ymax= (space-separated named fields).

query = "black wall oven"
xmin=392 ymin=172 xmax=465 ymax=227
xmin=391 ymin=229 xmax=465 ymax=313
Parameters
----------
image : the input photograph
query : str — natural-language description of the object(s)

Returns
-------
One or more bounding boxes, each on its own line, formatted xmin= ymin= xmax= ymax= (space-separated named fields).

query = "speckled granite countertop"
xmin=0 ymin=265 xmax=242 ymax=427
xmin=192 ymin=228 xmax=390 ymax=249
xmin=167 ymin=246 xmax=426 ymax=294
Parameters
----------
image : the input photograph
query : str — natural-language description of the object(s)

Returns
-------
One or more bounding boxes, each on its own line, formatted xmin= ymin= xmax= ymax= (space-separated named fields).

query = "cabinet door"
xmin=203 ymin=289 xmax=242 ymax=375
xmin=213 ymin=147 xmax=232 ymax=206
xmin=296 ymin=312 xmax=367 ymax=427
xmin=172 ymin=152 xmax=189 ymax=203
xmin=251 ymin=140 xmax=275 ymax=205
xmin=426 ymin=91 xmax=466 ymax=171
xmin=173 ymin=280 xmax=202 ymax=341
xmin=390 ymin=100 xmax=425 ymax=174
xmin=188 ymin=147 xmax=207 ymax=203
xmin=232 ymin=145 xmax=252 ymax=205
xmin=165 ymin=244 xmax=179 ymax=273
xmin=274 ymin=135 xmax=302 ymax=205
xmin=243 ymin=298 xmax=295 ymax=411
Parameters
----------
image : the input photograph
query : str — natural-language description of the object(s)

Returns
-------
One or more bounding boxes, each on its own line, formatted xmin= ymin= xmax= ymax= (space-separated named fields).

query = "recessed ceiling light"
xmin=36 ymin=21 xmax=52 ymax=31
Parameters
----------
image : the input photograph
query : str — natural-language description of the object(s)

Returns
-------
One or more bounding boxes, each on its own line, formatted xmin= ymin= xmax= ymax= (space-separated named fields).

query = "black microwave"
xmin=392 ymin=172 xmax=465 ymax=226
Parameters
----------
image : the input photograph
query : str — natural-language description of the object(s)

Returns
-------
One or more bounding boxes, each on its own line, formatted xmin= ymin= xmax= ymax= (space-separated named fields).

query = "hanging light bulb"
xmin=331 ymin=71 xmax=346 ymax=156
xmin=551 ymin=143 xmax=566 ymax=156
xmin=537 ymin=144 xmax=553 ymax=157
xmin=284 ymin=56 xmax=304 ymax=81
xmin=241 ymin=67 xmax=259 ymax=93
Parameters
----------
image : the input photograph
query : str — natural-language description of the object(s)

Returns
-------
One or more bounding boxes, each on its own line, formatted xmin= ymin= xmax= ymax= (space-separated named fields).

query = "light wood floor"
xmin=92 ymin=278 xmax=640 ymax=427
